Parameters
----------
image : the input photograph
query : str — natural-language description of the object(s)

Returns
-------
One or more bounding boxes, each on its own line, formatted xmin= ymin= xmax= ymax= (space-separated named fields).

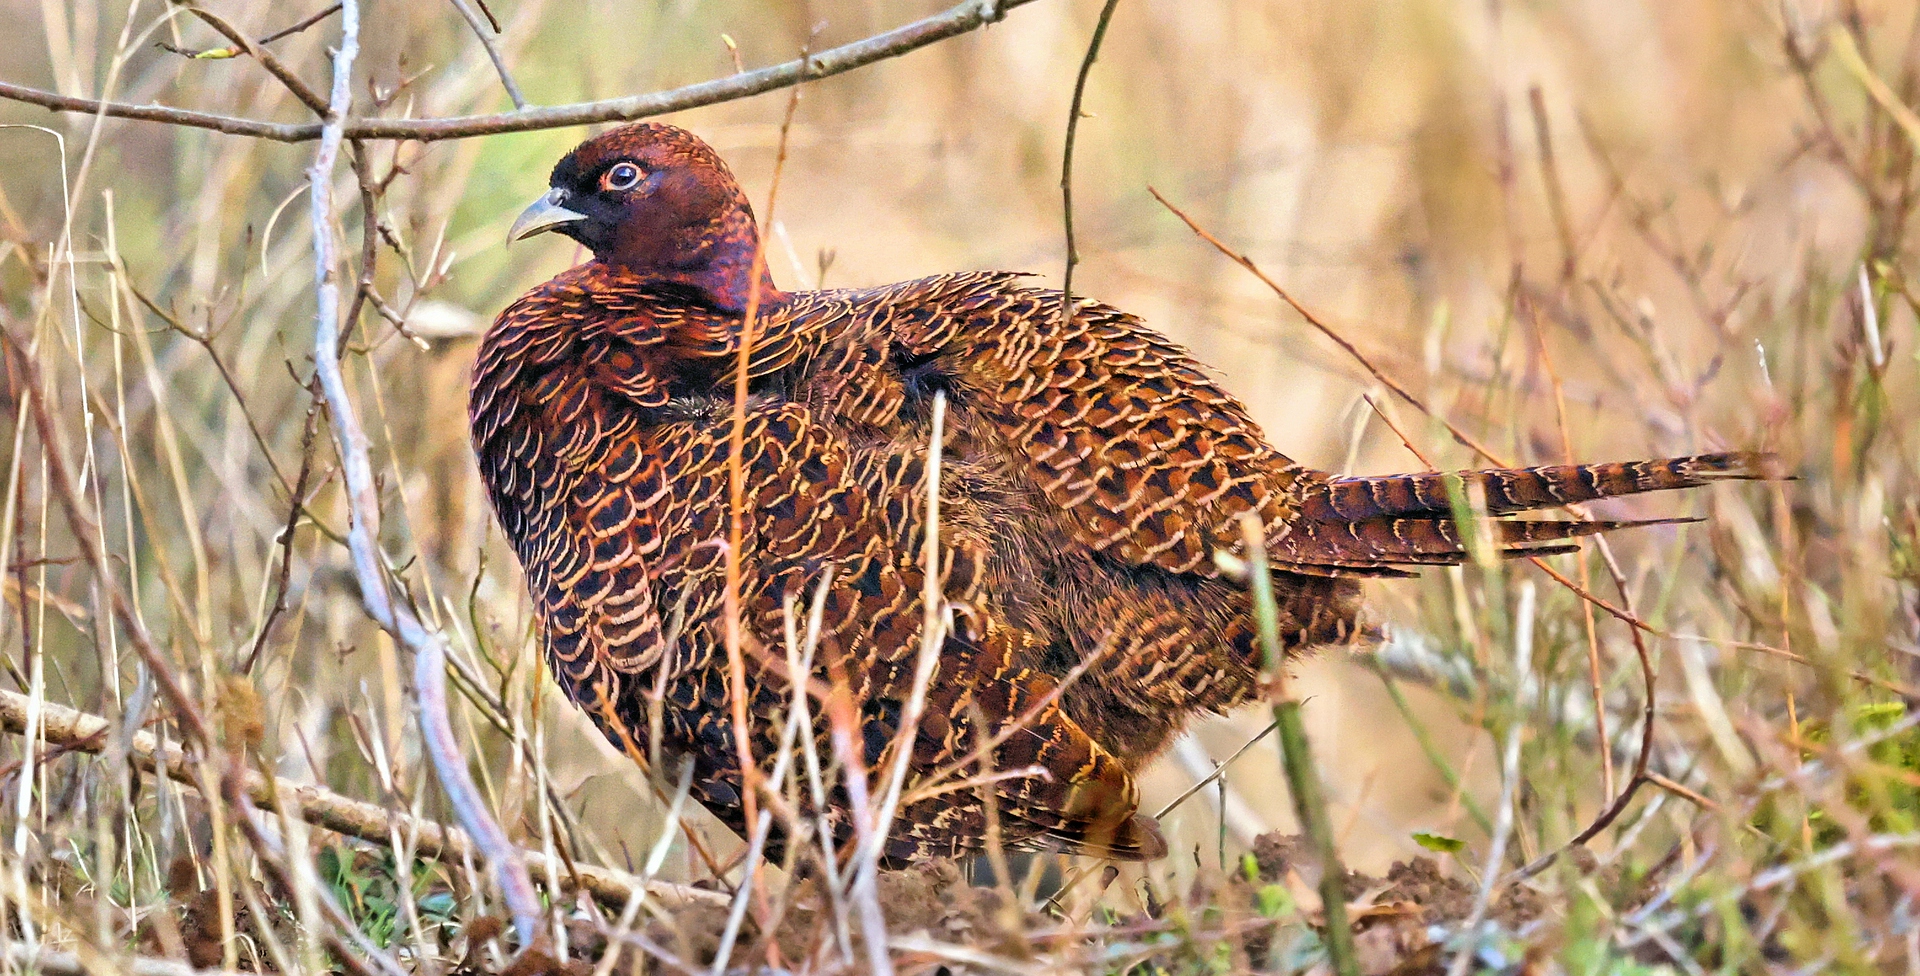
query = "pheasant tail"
xmin=1273 ymin=451 xmax=1776 ymax=573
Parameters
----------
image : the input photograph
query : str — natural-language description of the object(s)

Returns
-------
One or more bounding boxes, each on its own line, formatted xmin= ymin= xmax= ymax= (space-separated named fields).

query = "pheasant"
xmin=471 ymin=122 xmax=1768 ymax=863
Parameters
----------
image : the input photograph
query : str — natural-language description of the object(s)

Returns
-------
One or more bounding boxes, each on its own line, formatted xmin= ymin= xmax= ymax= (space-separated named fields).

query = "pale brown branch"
xmin=301 ymin=0 xmax=541 ymax=943
xmin=0 ymin=687 xmax=727 ymax=910
xmin=0 ymin=0 xmax=1036 ymax=143
xmin=1 ymin=944 xmax=224 ymax=976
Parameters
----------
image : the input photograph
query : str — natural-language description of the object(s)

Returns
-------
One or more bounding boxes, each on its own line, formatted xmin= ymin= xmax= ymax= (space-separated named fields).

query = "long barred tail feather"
xmin=1274 ymin=452 xmax=1776 ymax=573
xmin=1300 ymin=452 xmax=1774 ymax=523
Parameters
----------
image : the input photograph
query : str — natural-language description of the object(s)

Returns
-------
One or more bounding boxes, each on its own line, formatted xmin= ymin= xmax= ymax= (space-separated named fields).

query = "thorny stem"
xmin=300 ymin=0 xmax=541 ymax=946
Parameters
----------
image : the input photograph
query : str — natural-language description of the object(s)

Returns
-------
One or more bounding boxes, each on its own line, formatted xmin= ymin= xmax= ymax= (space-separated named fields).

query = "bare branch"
xmin=1058 ymin=0 xmax=1122 ymax=328
xmin=446 ymin=0 xmax=528 ymax=110
xmin=0 ymin=0 xmax=1036 ymax=143
xmin=2 ymin=944 xmax=223 ymax=976
xmin=176 ymin=3 xmax=331 ymax=114
xmin=0 ymin=687 xmax=727 ymax=910
xmin=300 ymin=0 xmax=544 ymax=947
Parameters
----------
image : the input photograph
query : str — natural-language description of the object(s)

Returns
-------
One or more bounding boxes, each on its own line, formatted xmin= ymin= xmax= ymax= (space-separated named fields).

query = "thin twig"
xmin=157 ymin=3 xmax=342 ymax=59
xmin=1150 ymin=186 xmax=1506 ymax=465
xmin=1521 ymin=289 xmax=1613 ymax=796
xmin=1151 ymin=720 xmax=1277 ymax=820
xmin=718 ymin=45 xmax=810 ymax=944
xmin=1362 ymin=394 xmax=1436 ymax=471
xmin=1510 ymin=538 xmax=1657 ymax=881
xmin=122 ymin=282 xmax=299 ymax=502
xmin=0 ymin=0 xmax=1040 ymax=142
xmin=1150 ymin=187 xmax=1697 ymax=873
xmin=0 ymin=330 xmax=215 ymax=751
xmin=446 ymin=0 xmax=528 ymax=110
xmin=853 ymin=393 xmax=948 ymax=960
xmin=174 ymin=3 xmax=331 ymax=114
xmin=469 ymin=0 xmax=504 ymax=33
xmin=1058 ymin=0 xmax=1123 ymax=329
xmin=242 ymin=387 xmax=323 ymax=674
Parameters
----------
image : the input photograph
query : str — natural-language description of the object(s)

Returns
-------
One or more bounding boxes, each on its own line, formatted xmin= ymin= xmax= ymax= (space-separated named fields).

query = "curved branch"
xmin=301 ymin=0 xmax=547 ymax=948
xmin=0 ymin=0 xmax=1034 ymax=143
xmin=1058 ymin=0 xmax=1123 ymax=327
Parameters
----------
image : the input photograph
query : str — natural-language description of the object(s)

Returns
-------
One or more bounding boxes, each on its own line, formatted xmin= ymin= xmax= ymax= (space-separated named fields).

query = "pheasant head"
xmin=510 ymin=122 xmax=782 ymax=312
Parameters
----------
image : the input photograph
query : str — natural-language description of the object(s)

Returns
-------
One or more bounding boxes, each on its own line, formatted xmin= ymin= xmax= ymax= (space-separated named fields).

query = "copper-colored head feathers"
xmin=474 ymin=122 xmax=1774 ymax=865
xmin=531 ymin=122 xmax=779 ymax=311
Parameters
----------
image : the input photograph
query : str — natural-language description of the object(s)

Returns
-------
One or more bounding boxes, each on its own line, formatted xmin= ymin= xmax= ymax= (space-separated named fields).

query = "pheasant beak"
xmin=509 ymin=189 xmax=588 ymax=243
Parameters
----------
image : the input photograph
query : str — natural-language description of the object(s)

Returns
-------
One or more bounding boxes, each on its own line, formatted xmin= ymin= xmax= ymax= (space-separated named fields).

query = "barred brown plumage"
xmin=471 ymin=121 xmax=1773 ymax=864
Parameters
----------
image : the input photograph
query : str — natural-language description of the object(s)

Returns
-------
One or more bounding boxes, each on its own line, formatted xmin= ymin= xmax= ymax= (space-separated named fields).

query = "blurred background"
xmin=0 ymin=0 xmax=1912 ymax=925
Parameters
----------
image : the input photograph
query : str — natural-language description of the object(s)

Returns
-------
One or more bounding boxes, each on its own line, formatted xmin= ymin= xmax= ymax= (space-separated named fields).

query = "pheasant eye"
xmin=604 ymin=163 xmax=643 ymax=192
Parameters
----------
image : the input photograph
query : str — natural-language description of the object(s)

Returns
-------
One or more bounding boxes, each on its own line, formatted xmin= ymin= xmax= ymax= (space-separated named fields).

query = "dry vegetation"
xmin=0 ymin=0 xmax=1915 ymax=972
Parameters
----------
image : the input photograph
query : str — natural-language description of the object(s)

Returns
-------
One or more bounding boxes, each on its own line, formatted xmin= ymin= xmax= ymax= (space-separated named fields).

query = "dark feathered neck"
xmin=610 ymin=196 xmax=785 ymax=314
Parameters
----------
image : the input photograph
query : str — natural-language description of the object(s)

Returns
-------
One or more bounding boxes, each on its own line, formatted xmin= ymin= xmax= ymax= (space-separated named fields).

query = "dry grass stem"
xmin=0 ymin=2 xmax=1909 ymax=972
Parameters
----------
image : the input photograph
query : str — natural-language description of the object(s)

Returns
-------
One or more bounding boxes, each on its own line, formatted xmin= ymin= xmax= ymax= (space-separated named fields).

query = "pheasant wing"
xmin=889 ymin=275 xmax=1305 ymax=575
xmin=889 ymin=275 xmax=1771 ymax=576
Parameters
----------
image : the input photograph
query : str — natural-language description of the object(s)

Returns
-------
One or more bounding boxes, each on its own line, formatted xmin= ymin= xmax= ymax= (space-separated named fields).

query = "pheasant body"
xmin=472 ymin=122 xmax=1768 ymax=862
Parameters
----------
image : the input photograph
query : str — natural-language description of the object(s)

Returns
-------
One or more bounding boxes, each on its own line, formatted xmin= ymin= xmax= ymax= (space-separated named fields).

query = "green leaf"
xmin=318 ymin=846 xmax=343 ymax=881
xmin=1256 ymin=884 xmax=1294 ymax=919
xmin=1413 ymin=831 xmax=1467 ymax=854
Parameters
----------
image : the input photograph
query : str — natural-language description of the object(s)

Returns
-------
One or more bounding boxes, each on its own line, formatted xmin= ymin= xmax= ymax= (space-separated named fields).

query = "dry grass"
xmin=0 ymin=0 xmax=1915 ymax=972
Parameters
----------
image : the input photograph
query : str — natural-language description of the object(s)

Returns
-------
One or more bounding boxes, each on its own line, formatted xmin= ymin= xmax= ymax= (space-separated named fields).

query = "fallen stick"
xmin=0 ymin=689 xmax=727 ymax=909
xmin=4 ymin=943 xmax=227 ymax=976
